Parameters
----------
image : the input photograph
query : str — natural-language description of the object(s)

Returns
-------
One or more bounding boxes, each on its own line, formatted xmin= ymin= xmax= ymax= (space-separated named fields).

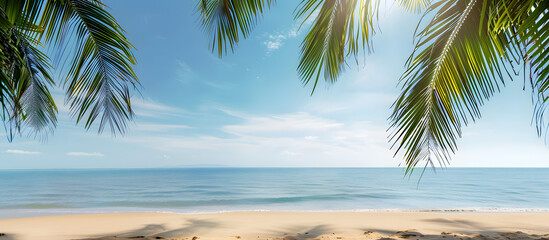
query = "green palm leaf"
xmin=397 ymin=0 xmax=431 ymax=12
xmin=296 ymin=0 xmax=432 ymax=93
xmin=40 ymin=0 xmax=138 ymax=134
xmin=17 ymin=38 xmax=58 ymax=138
xmin=198 ymin=0 xmax=275 ymax=57
xmin=296 ymin=0 xmax=368 ymax=93
xmin=390 ymin=0 xmax=513 ymax=173
xmin=501 ymin=1 xmax=549 ymax=136
xmin=1 ymin=0 xmax=57 ymax=141
xmin=196 ymin=0 xmax=429 ymax=92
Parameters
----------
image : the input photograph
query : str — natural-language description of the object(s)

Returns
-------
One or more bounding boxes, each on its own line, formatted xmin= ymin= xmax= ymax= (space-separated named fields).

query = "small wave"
xmin=415 ymin=208 xmax=549 ymax=213
xmin=2 ymin=204 xmax=77 ymax=209
xmin=93 ymin=207 xmax=549 ymax=214
xmin=101 ymin=193 xmax=387 ymax=208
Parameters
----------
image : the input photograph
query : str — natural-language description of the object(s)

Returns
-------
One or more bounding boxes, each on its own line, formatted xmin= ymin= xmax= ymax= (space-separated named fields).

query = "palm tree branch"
xmin=488 ymin=0 xmax=549 ymax=139
xmin=17 ymin=37 xmax=58 ymax=138
xmin=390 ymin=0 xmax=512 ymax=173
xmin=198 ymin=0 xmax=275 ymax=57
xmin=296 ymin=0 xmax=430 ymax=94
xmin=296 ymin=0 xmax=364 ymax=94
xmin=39 ymin=0 xmax=138 ymax=135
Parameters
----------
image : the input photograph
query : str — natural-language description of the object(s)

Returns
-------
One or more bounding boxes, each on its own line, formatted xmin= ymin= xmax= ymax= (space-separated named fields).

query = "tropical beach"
xmin=2 ymin=168 xmax=549 ymax=239
xmin=2 ymin=0 xmax=549 ymax=239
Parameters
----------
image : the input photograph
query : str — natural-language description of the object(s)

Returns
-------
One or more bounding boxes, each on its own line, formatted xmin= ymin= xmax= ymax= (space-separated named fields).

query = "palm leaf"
xmin=390 ymin=0 xmax=513 ymax=173
xmin=1 ymin=0 xmax=57 ymax=141
xmin=198 ymin=0 xmax=275 ymax=57
xmin=516 ymin=1 xmax=549 ymax=136
xmin=40 ymin=0 xmax=138 ymax=135
xmin=296 ymin=0 xmax=430 ymax=93
xmin=397 ymin=0 xmax=431 ymax=12
xmin=18 ymin=38 xmax=57 ymax=138
xmin=296 ymin=0 xmax=374 ymax=93
xmin=0 ymin=35 xmax=57 ymax=141
xmin=487 ymin=0 xmax=549 ymax=138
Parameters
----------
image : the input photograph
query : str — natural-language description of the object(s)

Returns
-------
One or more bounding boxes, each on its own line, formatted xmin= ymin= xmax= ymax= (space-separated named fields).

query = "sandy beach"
xmin=0 ymin=212 xmax=548 ymax=240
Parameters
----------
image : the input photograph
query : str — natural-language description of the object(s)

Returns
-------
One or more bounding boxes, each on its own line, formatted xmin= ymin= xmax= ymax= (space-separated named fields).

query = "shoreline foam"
xmin=4 ymin=207 xmax=549 ymax=219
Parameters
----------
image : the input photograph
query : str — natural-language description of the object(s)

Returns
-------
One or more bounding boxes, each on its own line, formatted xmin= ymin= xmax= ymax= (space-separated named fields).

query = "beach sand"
xmin=0 ymin=212 xmax=548 ymax=240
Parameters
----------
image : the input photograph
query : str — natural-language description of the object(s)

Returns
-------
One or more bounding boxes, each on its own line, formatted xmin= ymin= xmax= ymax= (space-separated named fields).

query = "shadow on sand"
xmin=76 ymin=218 xmax=222 ymax=240
xmin=26 ymin=218 xmax=548 ymax=240
xmin=0 ymin=233 xmax=17 ymax=240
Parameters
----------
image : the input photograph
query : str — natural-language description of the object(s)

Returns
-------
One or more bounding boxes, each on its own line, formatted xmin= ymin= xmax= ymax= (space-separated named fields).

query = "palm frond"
xmin=1 ymin=0 xmax=58 ymax=141
xmin=18 ymin=38 xmax=57 ymax=138
xmin=296 ymin=0 xmax=376 ymax=93
xmin=198 ymin=0 xmax=275 ymax=57
xmin=488 ymin=0 xmax=549 ymax=138
xmin=40 ymin=0 xmax=138 ymax=135
xmin=396 ymin=0 xmax=431 ymax=13
xmin=296 ymin=0 xmax=430 ymax=94
xmin=517 ymin=2 xmax=549 ymax=136
xmin=390 ymin=0 xmax=513 ymax=173
xmin=0 ymin=0 xmax=44 ymax=38
xmin=0 ymin=30 xmax=57 ymax=141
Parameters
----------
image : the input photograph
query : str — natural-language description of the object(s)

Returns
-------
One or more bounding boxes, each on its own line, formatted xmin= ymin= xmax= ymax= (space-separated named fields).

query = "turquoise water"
xmin=1 ymin=168 xmax=548 ymax=218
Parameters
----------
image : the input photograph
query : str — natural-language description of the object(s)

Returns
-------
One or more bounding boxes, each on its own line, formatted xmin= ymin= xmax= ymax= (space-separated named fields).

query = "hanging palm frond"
xmin=198 ymin=0 xmax=275 ymax=57
xmin=295 ymin=0 xmax=431 ymax=93
xmin=1 ymin=0 xmax=57 ymax=141
xmin=390 ymin=0 xmax=515 ymax=173
xmin=296 ymin=0 xmax=377 ymax=93
xmin=40 ymin=0 xmax=138 ymax=135
xmin=196 ymin=0 xmax=430 ymax=91
xmin=512 ymin=1 xmax=549 ymax=136
xmin=18 ymin=39 xmax=57 ymax=138
xmin=396 ymin=0 xmax=431 ymax=12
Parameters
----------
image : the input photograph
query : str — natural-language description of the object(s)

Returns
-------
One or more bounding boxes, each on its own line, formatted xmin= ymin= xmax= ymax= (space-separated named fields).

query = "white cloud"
xmin=120 ymin=111 xmax=396 ymax=167
xmin=66 ymin=152 xmax=104 ymax=157
xmin=281 ymin=150 xmax=301 ymax=156
xmin=133 ymin=98 xmax=180 ymax=113
xmin=222 ymin=112 xmax=343 ymax=136
xmin=134 ymin=123 xmax=191 ymax=132
xmin=304 ymin=136 xmax=318 ymax=141
xmin=262 ymin=9 xmax=319 ymax=54
xmin=5 ymin=149 xmax=40 ymax=155
xmin=264 ymin=34 xmax=286 ymax=53
xmin=132 ymin=98 xmax=189 ymax=118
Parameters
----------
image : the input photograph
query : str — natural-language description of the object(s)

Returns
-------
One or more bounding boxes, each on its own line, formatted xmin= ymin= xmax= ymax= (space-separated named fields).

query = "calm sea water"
xmin=0 ymin=168 xmax=548 ymax=218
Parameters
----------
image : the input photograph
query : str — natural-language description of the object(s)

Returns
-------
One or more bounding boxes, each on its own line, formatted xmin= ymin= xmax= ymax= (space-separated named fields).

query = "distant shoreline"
xmin=1 ymin=211 xmax=549 ymax=240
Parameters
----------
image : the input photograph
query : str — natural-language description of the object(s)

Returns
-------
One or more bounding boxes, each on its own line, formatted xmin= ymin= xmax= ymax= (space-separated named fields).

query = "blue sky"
xmin=1 ymin=0 xmax=549 ymax=169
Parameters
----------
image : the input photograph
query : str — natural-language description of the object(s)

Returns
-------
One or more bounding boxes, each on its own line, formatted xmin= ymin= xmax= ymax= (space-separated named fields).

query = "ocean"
xmin=1 ymin=168 xmax=548 ymax=219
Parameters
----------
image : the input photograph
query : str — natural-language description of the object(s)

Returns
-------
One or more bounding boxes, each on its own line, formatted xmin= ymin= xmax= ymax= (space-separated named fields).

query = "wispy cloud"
xmin=5 ymin=149 xmax=40 ymax=155
xmin=304 ymin=136 xmax=318 ymax=141
xmin=264 ymin=34 xmax=286 ymax=53
xmin=176 ymin=60 xmax=196 ymax=84
xmin=66 ymin=152 xmax=104 ymax=157
xmin=133 ymin=98 xmax=180 ymax=113
xmin=121 ymin=110 xmax=395 ymax=167
xmin=176 ymin=60 xmax=226 ymax=89
xmin=134 ymin=123 xmax=191 ymax=132
xmin=132 ymin=98 xmax=188 ymax=118
xmin=263 ymin=9 xmax=319 ymax=55
xmin=222 ymin=112 xmax=343 ymax=136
